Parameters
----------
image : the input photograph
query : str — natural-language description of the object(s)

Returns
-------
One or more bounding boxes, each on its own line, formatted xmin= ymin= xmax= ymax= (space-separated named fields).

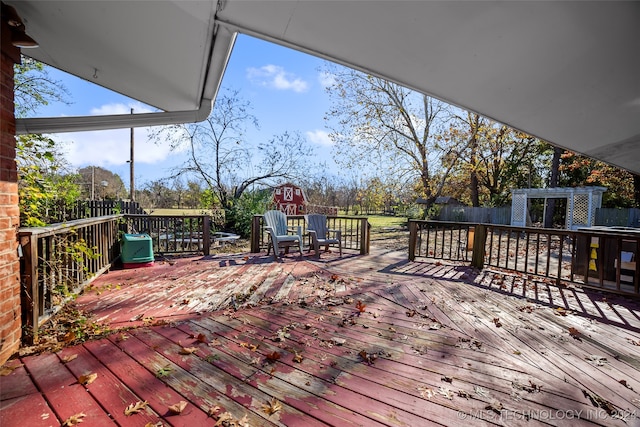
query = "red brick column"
xmin=0 ymin=17 xmax=23 ymax=364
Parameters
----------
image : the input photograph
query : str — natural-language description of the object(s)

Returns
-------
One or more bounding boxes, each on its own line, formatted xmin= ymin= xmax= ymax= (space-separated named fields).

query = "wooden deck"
xmin=2 ymin=247 xmax=640 ymax=426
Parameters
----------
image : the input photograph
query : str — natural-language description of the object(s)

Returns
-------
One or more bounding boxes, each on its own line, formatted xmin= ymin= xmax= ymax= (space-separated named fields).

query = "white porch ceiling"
xmin=8 ymin=1 xmax=640 ymax=173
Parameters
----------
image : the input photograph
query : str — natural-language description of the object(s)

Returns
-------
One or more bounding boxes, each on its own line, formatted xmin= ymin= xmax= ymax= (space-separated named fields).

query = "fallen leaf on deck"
xmin=438 ymin=386 xmax=454 ymax=399
xmin=492 ymin=318 xmax=502 ymax=328
xmin=62 ymin=413 xmax=85 ymax=426
xmin=568 ymin=327 xmax=581 ymax=339
xmin=619 ymin=379 xmax=634 ymax=390
xmin=124 ymin=400 xmax=149 ymax=416
xmin=355 ymin=300 xmax=367 ymax=314
xmin=78 ymin=372 xmax=97 ymax=385
xmin=208 ymin=406 xmax=221 ymax=417
xmin=586 ymin=355 xmax=608 ymax=366
xmin=0 ymin=364 xmax=20 ymax=375
xmin=196 ymin=333 xmax=208 ymax=343
xmin=485 ymin=400 xmax=503 ymax=413
xmin=179 ymin=346 xmax=198 ymax=355
xmin=441 ymin=376 xmax=453 ymax=383
xmin=215 ymin=413 xmax=234 ymax=425
xmin=359 ymin=350 xmax=377 ymax=365
xmin=130 ymin=313 xmax=144 ymax=322
xmin=144 ymin=422 xmax=163 ymax=427
xmin=457 ymin=390 xmax=470 ymax=399
xmin=332 ymin=337 xmax=346 ymax=346
xmin=406 ymin=310 xmax=416 ymax=317
xmin=583 ymin=389 xmax=618 ymax=415
xmin=156 ymin=365 xmax=173 ymax=377
xmin=293 ymin=352 xmax=304 ymax=363
xmin=115 ymin=333 xmax=129 ymax=342
xmin=262 ymin=397 xmax=282 ymax=415
xmin=418 ymin=385 xmax=435 ymax=400
xmin=555 ymin=307 xmax=568 ymax=316
xmin=428 ymin=322 xmax=442 ymax=330
xmin=63 ymin=331 xmax=76 ymax=343
xmin=265 ymin=351 xmax=281 ymax=363
xmin=168 ymin=401 xmax=188 ymax=414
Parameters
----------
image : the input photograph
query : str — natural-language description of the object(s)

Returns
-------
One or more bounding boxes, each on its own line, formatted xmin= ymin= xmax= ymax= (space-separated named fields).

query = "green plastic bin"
xmin=121 ymin=233 xmax=154 ymax=268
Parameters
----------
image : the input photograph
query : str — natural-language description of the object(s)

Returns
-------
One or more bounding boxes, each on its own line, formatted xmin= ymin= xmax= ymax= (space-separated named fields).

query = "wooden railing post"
xmin=471 ymin=224 xmax=487 ymax=269
xmin=19 ymin=233 xmax=39 ymax=344
xmin=250 ymin=215 xmax=262 ymax=253
xmin=408 ymin=220 xmax=417 ymax=261
xmin=360 ymin=218 xmax=370 ymax=255
xmin=202 ymin=216 xmax=211 ymax=256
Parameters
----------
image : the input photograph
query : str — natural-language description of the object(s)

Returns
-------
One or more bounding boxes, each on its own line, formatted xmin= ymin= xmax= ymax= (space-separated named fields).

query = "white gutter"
xmin=15 ymin=18 xmax=238 ymax=135
xmin=15 ymin=99 xmax=213 ymax=135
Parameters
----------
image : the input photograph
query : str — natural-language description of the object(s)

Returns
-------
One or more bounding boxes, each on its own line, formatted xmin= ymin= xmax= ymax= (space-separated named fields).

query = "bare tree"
xmin=153 ymin=89 xmax=313 ymax=211
xmin=324 ymin=67 xmax=465 ymax=206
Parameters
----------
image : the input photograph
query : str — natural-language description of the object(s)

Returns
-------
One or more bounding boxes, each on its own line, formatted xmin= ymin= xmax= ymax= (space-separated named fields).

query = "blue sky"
xmin=38 ymin=35 xmax=340 ymax=189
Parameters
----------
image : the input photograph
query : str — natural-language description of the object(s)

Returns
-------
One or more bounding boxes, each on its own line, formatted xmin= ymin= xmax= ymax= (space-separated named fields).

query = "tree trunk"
xmin=544 ymin=147 xmax=562 ymax=228
xmin=634 ymin=174 xmax=640 ymax=208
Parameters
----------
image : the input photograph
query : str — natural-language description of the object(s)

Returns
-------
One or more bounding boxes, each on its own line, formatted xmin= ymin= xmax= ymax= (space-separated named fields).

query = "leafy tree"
xmin=444 ymin=115 xmax=550 ymax=207
xmin=14 ymin=57 xmax=70 ymax=118
xmin=76 ymin=166 xmax=127 ymax=200
xmin=14 ymin=57 xmax=80 ymax=226
xmin=559 ymin=151 xmax=635 ymax=207
xmin=225 ymin=188 xmax=273 ymax=237
xmin=17 ymin=134 xmax=81 ymax=226
xmin=324 ymin=66 xmax=466 ymax=207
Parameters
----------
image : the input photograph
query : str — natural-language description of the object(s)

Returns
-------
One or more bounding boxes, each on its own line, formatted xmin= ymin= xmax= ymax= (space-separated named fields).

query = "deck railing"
xmin=251 ymin=215 xmax=370 ymax=255
xmin=18 ymin=215 xmax=122 ymax=342
xmin=124 ymin=214 xmax=212 ymax=256
xmin=18 ymin=213 xmax=218 ymax=342
xmin=409 ymin=220 xmax=640 ymax=297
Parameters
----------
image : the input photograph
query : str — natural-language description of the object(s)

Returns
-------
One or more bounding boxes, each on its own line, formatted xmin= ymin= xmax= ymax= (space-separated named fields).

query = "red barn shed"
xmin=273 ymin=183 xmax=307 ymax=215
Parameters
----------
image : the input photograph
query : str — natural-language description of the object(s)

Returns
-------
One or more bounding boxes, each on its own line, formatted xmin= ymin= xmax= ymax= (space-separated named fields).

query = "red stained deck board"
xmin=0 ymin=393 xmax=57 ymax=427
xmin=199 ymin=316 xmax=485 ymax=427
xmin=148 ymin=324 xmax=341 ymax=427
xmin=83 ymin=338 xmax=211 ymax=427
xmin=0 ymin=364 xmax=38 ymax=401
xmin=21 ymin=353 xmax=114 ymax=426
xmin=183 ymin=318 xmax=446 ymax=427
xmin=111 ymin=331 xmax=280 ymax=427
xmin=56 ymin=346 xmax=161 ymax=426
xmin=165 ymin=321 xmax=387 ymax=427
xmin=214 ymin=305 xmax=609 ymax=425
xmin=412 ymin=279 xmax=640 ymax=409
xmin=131 ymin=326 xmax=319 ymax=427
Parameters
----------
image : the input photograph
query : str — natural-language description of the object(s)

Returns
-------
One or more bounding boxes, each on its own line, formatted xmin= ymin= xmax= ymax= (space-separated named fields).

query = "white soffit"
xmin=11 ymin=0 xmax=220 ymax=112
xmin=217 ymin=0 xmax=640 ymax=173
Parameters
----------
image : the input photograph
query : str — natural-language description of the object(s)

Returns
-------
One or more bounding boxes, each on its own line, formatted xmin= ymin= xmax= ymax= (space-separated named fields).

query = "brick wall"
xmin=0 ymin=18 xmax=22 ymax=364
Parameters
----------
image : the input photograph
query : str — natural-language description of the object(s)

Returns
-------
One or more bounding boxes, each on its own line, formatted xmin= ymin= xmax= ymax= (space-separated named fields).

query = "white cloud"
xmin=247 ymin=65 xmax=309 ymax=93
xmin=318 ymin=71 xmax=336 ymax=88
xmin=51 ymin=102 xmax=187 ymax=168
xmin=306 ymin=129 xmax=334 ymax=147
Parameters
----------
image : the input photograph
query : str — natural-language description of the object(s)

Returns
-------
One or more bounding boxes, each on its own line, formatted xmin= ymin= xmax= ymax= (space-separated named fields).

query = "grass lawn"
xmin=364 ymin=214 xmax=408 ymax=229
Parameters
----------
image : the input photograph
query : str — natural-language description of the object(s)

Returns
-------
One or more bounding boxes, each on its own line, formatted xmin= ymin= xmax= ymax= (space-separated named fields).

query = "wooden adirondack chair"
xmin=263 ymin=210 xmax=303 ymax=259
xmin=305 ymin=214 xmax=342 ymax=258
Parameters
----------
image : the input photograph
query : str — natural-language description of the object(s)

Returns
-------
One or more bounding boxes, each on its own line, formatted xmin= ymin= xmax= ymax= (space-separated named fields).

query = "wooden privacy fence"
xmin=251 ymin=214 xmax=370 ymax=255
xmin=409 ymin=220 xmax=640 ymax=297
xmin=18 ymin=215 xmax=122 ymax=342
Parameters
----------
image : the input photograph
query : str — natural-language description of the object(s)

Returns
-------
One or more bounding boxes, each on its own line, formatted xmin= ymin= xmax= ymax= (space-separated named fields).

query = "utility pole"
xmin=129 ymin=108 xmax=135 ymax=201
